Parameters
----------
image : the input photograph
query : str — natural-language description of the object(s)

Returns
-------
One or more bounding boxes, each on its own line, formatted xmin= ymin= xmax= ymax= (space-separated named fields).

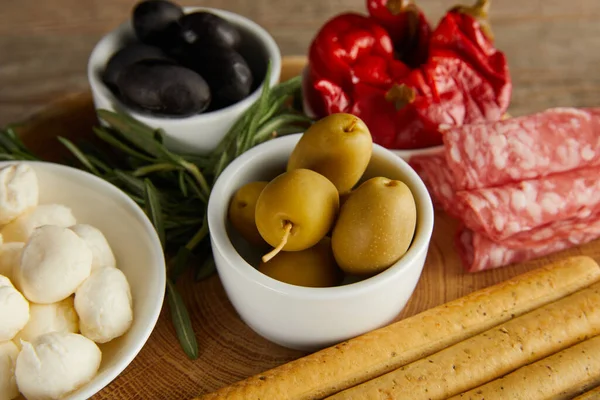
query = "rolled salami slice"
xmin=443 ymin=107 xmax=600 ymax=190
xmin=457 ymin=211 xmax=600 ymax=272
xmin=409 ymin=152 xmax=464 ymax=218
xmin=457 ymin=165 xmax=600 ymax=241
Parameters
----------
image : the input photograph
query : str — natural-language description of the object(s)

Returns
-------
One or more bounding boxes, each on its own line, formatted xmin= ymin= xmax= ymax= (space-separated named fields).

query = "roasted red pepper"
xmin=305 ymin=0 xmax=512 ymax=150
xmin=367 ymin=0 xmax=432 ymax=67
xmin=308 ymin=13 xmax=395 ymax=90
xmin=305 ymin=12 xmax=411 ymax=119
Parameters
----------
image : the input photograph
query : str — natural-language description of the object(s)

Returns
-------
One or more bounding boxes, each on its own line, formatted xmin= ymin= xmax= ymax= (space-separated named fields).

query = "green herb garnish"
xmin=0 ymin=62 xmax=312 ymax=359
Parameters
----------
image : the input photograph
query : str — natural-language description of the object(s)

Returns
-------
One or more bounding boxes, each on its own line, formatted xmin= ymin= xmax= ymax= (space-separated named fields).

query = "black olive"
xmin=177 ymin=45 xmax=254 ymax=109
xmin=116 ymin=60 xmax=211 ymax=117
xmin=179 ymin=12 xmax=241 ymax=50
xmin=103 ymin=43 xmax=172 ymax=92
xmin=132 ymin=0 xmax=183 ymax=48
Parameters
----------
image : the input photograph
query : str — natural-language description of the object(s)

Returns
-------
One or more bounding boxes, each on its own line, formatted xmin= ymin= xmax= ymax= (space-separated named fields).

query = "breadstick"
xmin=448 ymin=335 xmax=600 ymax=400
xmin=573 ymin=385 xmax=600 ymax=399
xmin=197 ymin=256 xmax=600 ymax=400
xmin=329 ymin=280 xmax=600 ymax=400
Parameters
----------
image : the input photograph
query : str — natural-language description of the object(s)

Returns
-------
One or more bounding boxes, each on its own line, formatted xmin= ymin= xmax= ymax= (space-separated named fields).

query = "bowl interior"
xmin=209 ymin=134 xmax=434 ymax=294
xmin=6 ymin=162 xmax=166 ymax=400
xmin=89 ymin=6 xmax=278 ymax=121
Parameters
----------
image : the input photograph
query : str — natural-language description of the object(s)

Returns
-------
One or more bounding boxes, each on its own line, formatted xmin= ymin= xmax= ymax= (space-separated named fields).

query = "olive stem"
xmin=344 ymin=119 xmax=358 ymax=133
xmin=262 ymin=222 xmax=293 ymax=263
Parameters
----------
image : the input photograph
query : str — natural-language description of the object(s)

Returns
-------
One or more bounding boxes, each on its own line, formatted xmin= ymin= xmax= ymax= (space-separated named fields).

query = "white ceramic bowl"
xmin=207 ymin=134 xmax=434 ymax=351
xmin=1 ymin=161 xmax=166 ymax=400
xmin=88 ymin=7 xmax=282 ymax=155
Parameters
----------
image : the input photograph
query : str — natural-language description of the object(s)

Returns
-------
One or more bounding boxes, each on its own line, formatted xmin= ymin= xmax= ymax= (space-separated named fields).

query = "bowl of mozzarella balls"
xmin=0 ymin=162 xmax=165 ymax=400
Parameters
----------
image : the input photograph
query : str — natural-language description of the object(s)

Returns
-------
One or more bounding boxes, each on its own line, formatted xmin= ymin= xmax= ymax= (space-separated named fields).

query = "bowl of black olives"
xmin=88 ymin=0 xmax=281 ymax=155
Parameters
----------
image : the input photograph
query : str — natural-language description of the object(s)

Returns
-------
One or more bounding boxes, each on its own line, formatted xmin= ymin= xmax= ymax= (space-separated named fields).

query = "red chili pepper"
xmin=366 ymin=0 xmax=432 ymax=67
xmin=305 ymin=0 xmax=512 ymax=150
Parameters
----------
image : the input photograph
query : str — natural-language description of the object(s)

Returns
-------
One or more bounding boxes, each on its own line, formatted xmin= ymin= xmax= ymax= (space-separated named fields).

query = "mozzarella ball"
xmin=75 ymin=267 xmax=132 ymax=343
xmin=15 ymin=332 xmax=101 ymax=400
xmin=0 ymin=164 xmax=39 ymax=225
xmin=0 ymin=275 xmax=29 ymax=341
xmin=0 ymin=341 xmax=19 ymax=400
xmin=69 ymin=224 xmax=116 ymax=270
xmin=16 ymin=225 xmax=92 ymax=304
xmin=0 ymin=242 xmax=24 ymax=282
xmin=13 ymin=297 xmax=79 ymax=349
xmin=1 ymin=204 xmax=76 ymax=243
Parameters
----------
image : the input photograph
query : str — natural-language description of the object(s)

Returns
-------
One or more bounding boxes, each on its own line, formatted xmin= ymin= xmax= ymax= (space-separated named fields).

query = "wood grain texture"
xmin=11 ymin=57 xmax=600 ymax=399
xmin=3 ymin=0 xmax=600 ymax=397
xmin=2 ymin=0 xmax=600 ymax=125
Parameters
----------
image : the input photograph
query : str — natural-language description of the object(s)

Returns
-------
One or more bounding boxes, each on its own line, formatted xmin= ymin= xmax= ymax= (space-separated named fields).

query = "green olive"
xmin=332 ymin=177 xmax=417 ymax=275
xmin=258 ymin=238 xmax=342 ymax=287
xmin=228 ymin=181 xmax=269 ymax=246
xmin=287 ymin=113 xmax=373 ymax=194
xmin=255 ymin=169 xmax=339 ymax=260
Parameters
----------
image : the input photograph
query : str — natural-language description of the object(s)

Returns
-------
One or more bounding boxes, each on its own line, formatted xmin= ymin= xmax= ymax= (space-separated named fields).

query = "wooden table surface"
xmin=2 ymin=0 xmax=600 ymax=126
xmin=3 ymin=0 xmax=600 ymax=399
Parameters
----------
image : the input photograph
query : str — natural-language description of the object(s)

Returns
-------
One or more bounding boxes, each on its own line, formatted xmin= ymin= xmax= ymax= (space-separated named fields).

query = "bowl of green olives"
xmin=207 ymin=113 xmax=434 ymax=351
xmin=88 ymin=0 xmax=281 ymax=155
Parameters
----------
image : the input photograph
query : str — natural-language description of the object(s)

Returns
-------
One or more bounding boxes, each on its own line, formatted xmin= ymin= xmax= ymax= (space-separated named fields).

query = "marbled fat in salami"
xmin=457 ymin=165 xmax=600 ymax=241
xmin=457 ymin=211 xmax=600 ymax=272
xmin=409 ymin=152 xmax=464 ymax=218
xmin=443 ymin=107 xmax=600 ymax=190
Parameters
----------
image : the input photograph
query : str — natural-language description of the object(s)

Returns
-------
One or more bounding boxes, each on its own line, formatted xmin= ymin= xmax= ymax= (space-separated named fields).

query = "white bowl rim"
xmin=87 ymin=6 xmax=282 ymax=129
xmin=4 ymin=160 xmax=167 ymax=399
xmin=207 ymin=133 xmax=434 ymax=300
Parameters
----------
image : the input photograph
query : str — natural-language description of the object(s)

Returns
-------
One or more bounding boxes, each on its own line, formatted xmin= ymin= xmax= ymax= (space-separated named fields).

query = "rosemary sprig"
xmin=0 ymin=61 xmax=313 ymax=358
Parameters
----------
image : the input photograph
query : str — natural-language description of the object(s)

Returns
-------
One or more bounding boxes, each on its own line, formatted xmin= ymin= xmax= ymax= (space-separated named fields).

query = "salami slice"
xmin=443 ymin=107 xmax=600 ymax=190
xmin=457 ymin=211 xmax=600 ymax=272
xmin=457 ymin=165 xmax=600 ymax=241
xmin=409 ymin=152 xmax=464 ymax=218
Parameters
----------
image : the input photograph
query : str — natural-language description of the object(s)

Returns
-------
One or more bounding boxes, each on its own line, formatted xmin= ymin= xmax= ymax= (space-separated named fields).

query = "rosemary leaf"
xmin=184 ymin=217 xmax=209 ymax=251
xmin=133 ymin=163 xmax=180 ymax=177
xmin=271 ymin=75 xmax=302 ymax=98
xmin=165 ymin=226 xmax=195 ymax=243
xmin=113 ymin=170 xmax=146 ymax=196
xmin=0 ymin=154 xmax=20 ymax=161
xmin=195 ymin=254 xmax=216 ymax=282
xmin=183 ymin=174 xmax=206 ymax=203
xmin=253 ymin=113 xmax=312 ymax=145
xmin=93 ymin=127 xmax=157 ymax=163
xmin=4 ymin=127 xmax=34 ymax=154
xmin=98 ymin=110 xmax=181 ymax=164
xmin=86 ymin=154 xmax=113 ymax=174
xmin=169 ymin=247 xmax=192 ymax=282
xmin=212 ymin=150 xmax=229 ymax=181
xmin=258 ymin=95 xmax=288 ymax=126
xmin=0 ymin=132 xmax=23 ymax=155
xmin=178 ymin=170 xmax=189 ymax=197
xmin=238 ymin=63 xmax=273 ymax=154
xmin=166 ymin=280 xmax=199 ymax=360
xmin=58 ymin=137 xmax=102 ymax=176
xmin=143 ymin=179 xmax=166 ymax=248
xmin=182 ymin=153 xmax=211 ymax=169
xmin=180 ymin=160 xmax=211 ymax=197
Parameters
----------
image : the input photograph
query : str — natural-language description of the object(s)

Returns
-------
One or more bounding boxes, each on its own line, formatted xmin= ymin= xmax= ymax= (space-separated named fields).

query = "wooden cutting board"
xmin=12 ymin=56 xmax=600 ymax=400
